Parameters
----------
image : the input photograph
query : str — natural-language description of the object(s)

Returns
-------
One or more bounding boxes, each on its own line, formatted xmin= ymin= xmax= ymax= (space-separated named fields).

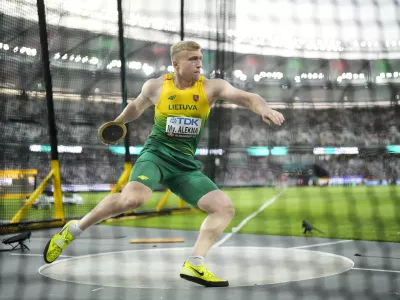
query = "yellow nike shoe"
xmin=43 ymin=220 xmax=77 ymax=263
xmin=179 ymin=261 xmax=229 ymax=287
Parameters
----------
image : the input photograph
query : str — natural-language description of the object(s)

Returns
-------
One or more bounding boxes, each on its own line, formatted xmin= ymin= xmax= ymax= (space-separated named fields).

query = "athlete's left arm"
xmin=210 ymin=79 xmax=284 ymax=126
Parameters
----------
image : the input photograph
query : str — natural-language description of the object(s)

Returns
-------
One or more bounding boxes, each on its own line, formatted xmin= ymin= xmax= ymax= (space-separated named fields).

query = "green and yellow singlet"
xmin=148 ymin=73 xmax=210 ymax=156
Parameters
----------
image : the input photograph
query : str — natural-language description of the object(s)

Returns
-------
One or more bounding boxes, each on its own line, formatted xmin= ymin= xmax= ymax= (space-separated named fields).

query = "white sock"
xmin=68 ymin=220 xmax=83 ymax=238
xmin=188 ymin=256 xmax=204 ymax=266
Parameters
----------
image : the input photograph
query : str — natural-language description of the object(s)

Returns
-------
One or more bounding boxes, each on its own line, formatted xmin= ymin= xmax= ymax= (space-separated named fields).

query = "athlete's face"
xmin=173 ymin=50 xmax=203 ymax=81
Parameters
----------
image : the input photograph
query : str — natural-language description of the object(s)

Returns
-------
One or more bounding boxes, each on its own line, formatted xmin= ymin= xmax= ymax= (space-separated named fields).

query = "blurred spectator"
xmin=1 ymin=95 xmax=399 ymax=186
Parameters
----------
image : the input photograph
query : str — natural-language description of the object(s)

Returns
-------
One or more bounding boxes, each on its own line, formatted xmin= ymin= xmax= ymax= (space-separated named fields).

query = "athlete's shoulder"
xmin=202 ymin=77 xmax=226 ymax=86
xmin=145 ymin=75 xmax=164 ymax=87
xmin=202 ymin=78 xmax=226 ymax=92
xmin=203 ymin=78 xmax=224 ymax=84
xmin=142 ymin=75 xmax=164 ymax=97
xmin=198 ymin=75 xmax=208 ymax=82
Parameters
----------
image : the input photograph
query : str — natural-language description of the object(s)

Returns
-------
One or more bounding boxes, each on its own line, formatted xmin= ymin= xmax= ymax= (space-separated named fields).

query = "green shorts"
xmin=129 ymin=139 xmax=218 ymax=207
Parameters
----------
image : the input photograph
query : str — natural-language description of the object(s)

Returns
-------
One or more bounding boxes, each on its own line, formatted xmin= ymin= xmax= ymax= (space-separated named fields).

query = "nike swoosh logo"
xmin=190 ymin=266 xmax=204 ymax=276
xmin=58 ymin=227 xmax=67 ymax=236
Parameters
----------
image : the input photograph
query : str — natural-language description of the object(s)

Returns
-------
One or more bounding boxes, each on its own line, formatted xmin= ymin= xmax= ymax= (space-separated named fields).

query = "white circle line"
xmin=38 ymin=246 xmax=355 ymax=289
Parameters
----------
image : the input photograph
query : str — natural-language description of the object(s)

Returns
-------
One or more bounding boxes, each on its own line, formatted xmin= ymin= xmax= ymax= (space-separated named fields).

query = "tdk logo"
xmin=173 ymin=117 xmax=199 ymax=126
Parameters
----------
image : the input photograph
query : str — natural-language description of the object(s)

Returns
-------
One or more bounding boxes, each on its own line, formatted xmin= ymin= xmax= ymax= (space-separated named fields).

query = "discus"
xmin=98 ymin=121 xmax=127 ymax=145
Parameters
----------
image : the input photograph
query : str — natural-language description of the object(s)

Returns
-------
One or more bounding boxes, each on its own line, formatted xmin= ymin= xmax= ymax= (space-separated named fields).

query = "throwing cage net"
xmin=1 ymin=0 xmax=399 ymax=299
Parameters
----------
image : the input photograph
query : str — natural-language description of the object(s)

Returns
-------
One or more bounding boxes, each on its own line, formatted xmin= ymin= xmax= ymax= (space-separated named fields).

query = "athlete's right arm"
xmin=114 ymin=79 xmax=156 ymax=124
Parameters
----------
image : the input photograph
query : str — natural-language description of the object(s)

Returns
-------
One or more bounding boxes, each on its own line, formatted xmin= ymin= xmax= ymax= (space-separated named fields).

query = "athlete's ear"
xmin=173 ymin=60 xmax=178 ymax=68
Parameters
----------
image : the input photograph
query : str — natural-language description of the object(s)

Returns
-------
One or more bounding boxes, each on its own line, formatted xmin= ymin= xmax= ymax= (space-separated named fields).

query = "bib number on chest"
xmin=166 ymin=117 xmax=201 ymax=138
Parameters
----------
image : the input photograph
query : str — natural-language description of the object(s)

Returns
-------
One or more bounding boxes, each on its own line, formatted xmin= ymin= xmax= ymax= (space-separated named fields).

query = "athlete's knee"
xmin=210 ymin=196 xmax=235 ymax=221
xmin=198 ymin=190 xmax=235 ymax=218
xmin=221 ymin=198 xmax=235 ymax=219
xmin=120 ymin=181 xmax=152 ymax=210
xmin=120 ymin=195 xmax=146 ymax=210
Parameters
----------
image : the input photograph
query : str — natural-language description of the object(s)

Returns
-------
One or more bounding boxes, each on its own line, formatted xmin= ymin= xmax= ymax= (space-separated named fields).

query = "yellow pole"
xmin=178 ymin=199 xmax=185 ymax=208
xmin=51 ymin=160 xmax=64 ymax=220
xmin=110 ymin=162 xmax=132 ymax=194
xmin=156 ymin=189 xmax=172 ymax=211
xmin=122 ymin=162 xmax=132 ymax=181
xmin=11 ymin=169 xmax=54 ymax=223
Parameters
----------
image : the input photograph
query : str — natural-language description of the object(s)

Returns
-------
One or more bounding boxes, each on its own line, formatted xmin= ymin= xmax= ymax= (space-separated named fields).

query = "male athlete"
xmin=43 ymin=41 xmax=284 ymax=287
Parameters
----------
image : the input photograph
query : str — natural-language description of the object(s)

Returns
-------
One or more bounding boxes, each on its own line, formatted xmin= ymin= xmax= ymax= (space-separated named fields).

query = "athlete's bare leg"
xmin=192 ymin=190 xmax=235 ymax=257
xmin=78 ymin=181 xmax=152 ymax=230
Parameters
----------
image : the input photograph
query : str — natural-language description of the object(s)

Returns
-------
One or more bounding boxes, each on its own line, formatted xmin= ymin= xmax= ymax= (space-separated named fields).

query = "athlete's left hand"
xmin=261 ymin=107 xmax=285 ymax=126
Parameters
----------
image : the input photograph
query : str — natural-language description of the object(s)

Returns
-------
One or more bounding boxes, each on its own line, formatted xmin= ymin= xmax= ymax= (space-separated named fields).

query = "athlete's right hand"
xmin=261 ymin=107 xmax=285 ymax=126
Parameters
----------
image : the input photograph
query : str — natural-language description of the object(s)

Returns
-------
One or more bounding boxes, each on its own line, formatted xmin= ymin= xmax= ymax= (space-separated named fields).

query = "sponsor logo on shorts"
xmin=138 ymin=175 xmax=149 ymax=180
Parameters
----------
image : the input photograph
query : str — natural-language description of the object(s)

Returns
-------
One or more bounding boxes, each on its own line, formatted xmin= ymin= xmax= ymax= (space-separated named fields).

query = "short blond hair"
xmin=170 ymin=41 xmax=201 ymax=60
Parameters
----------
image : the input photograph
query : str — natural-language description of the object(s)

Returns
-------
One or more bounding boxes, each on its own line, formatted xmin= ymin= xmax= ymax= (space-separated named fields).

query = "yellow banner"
xmin=0 ymin=169 xmax=38 ymax=178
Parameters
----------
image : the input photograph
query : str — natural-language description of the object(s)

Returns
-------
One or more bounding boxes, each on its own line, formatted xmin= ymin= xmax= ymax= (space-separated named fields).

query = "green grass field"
xmin=1 ymin=186 xmax=399 ymax=242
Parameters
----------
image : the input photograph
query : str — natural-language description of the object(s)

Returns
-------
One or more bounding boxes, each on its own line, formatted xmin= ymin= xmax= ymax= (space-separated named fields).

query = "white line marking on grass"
xmin=92 ymin=287 xmax=104 ymax=292
xmin=292 ymin=240 xmax=353 ymax=249
xmin=10 ymin=253 xmax=73 ymax=258
xmin=352 ymin=267 xmax=400 ymax=274
xmin=214 ymin=188 xmax=285 ymax=248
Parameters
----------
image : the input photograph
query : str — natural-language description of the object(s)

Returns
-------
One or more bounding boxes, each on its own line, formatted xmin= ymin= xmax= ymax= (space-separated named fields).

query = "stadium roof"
xmin=2 ymin=0 xmax=400 ymax=59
